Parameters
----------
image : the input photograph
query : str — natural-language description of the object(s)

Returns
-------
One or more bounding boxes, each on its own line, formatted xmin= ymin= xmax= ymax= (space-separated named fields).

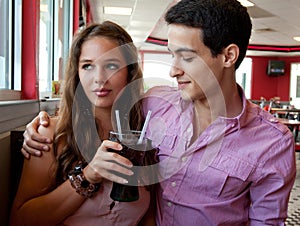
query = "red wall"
xmin=250 ymin=56 xmax=300 ymax=101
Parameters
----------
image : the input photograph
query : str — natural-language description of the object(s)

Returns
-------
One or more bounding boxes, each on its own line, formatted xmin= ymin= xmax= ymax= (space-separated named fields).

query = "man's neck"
xmin=192 ymin=83 xmax=243 ymax=131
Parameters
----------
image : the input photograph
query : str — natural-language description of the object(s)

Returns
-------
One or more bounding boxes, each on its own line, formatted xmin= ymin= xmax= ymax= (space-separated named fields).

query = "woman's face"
xmin=78 ymin=37 xmax=128 ymax=110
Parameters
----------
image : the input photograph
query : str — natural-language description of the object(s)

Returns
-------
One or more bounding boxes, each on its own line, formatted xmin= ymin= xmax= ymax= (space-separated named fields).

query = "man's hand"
xmin=21 ymin=111 xmax=52 ymax=159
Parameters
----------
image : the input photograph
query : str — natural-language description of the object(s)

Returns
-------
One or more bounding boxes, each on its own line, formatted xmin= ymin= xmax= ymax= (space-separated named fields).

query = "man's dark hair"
xmin=165 ymin=0 xmax=252 ymax=69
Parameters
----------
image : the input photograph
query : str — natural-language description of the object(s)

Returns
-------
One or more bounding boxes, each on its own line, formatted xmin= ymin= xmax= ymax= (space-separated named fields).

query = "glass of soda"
xmin=108 ymin=130 xmax=149 ymax=202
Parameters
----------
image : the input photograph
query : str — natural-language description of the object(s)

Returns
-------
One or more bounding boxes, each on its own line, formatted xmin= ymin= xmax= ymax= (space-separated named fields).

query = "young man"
xmin=22 ymin=0 xmax=296 ymax=225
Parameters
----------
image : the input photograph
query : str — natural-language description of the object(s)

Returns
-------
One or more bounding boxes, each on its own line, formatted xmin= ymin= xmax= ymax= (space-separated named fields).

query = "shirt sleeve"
xmin=142 ymin=86 xmax=180 ymax=147
xmin=249 ymin=131 xmax=296 ymax=225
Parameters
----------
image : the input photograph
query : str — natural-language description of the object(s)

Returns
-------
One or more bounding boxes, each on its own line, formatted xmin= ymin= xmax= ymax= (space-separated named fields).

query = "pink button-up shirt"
xmin=143 ymin=86 xmax=296 ymax=226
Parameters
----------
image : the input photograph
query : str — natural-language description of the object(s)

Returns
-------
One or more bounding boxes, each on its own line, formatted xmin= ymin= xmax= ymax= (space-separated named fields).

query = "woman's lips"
xmin=94 ymin=88 xmax=111 ymax=97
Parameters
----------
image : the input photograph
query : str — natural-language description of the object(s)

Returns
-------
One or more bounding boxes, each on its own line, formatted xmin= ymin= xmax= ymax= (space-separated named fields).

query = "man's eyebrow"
xmin=168 ymin=47 xmax=197 ymax=54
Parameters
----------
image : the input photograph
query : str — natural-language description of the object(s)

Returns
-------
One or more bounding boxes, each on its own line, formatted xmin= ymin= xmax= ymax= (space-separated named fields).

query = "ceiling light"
xmin=237 ymin=0 xmax=255 ymax=7
xmin=293 ymin=37 xmax=300 ymax=42
xmin=103 ymin=7 xmax=132 ymax=16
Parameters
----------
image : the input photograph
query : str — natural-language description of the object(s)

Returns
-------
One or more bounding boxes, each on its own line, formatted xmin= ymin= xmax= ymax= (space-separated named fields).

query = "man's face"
xmin=167 ymin=24 xmax=224 ymax=102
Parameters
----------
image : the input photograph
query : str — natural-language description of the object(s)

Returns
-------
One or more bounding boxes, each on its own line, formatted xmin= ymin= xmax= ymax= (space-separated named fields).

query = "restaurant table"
xmin=277 ymin=118 xmax=300 ymax=141
xmin=271 ymin=108 xmax=300 ymax=113
xmin=270 ymin=108 xmax=300 ymax=119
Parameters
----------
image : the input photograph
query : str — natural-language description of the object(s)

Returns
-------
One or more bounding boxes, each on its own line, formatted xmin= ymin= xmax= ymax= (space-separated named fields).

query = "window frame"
xmin=0 ymin=1 xmax=22 ymax=92
xmin=39 ymin=0 xmax=73 ymax=99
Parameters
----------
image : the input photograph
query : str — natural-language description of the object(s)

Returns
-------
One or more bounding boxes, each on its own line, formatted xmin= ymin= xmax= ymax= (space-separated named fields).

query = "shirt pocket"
xmin=193 ymin=154 xmax=253 ymax=199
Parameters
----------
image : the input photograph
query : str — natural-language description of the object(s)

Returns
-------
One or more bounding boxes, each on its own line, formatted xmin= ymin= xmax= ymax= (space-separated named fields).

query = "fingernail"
xmin=122 ymin=179 xmax=128 ymax=184
xmin=46 ymin=138 xmax=51 ymax=143
xmin=34 ymin=151 xmax=41 ymax=156
xmin=43 ymin=146 xmax=49 ymax=151
xmin=129 ymin=171 xmax=134 ymax=175
xmin=128 ymin=163 xmax=133 ymax=167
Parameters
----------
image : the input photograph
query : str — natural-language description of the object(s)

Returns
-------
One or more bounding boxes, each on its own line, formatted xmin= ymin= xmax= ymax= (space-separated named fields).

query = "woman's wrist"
xmin=83 ymin=164 xmax=103 ymax=185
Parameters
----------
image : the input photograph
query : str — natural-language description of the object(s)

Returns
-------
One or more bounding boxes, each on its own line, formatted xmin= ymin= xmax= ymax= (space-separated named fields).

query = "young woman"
xmin=10 ymin=21 xmax=156 ymax=226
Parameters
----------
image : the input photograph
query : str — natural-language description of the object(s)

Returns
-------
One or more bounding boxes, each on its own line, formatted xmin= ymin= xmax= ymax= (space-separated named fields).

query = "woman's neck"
xmin=94 ymin=108 xmax=113 ymax=140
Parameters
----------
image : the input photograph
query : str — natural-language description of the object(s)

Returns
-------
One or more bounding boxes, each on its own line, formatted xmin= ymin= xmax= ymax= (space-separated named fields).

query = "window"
xmin=142 ymin=52 xmax=176 ymax=90
xmin=236 ymin=57 xmax=252 ymax=99
xmin=39 ymin=0 xmax=72 ymax=98
xmin=0 ymin=0 xmax=22 ymax=90
xmin=290 ymin=63 xmax=300 ymax=109
xmin=0 ymin=0 xmax=10 ymax=89
xmin=39 ymin=0 xmax=54 ymax=97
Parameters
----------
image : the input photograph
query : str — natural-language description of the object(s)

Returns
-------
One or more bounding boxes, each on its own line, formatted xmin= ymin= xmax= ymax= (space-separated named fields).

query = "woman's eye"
xmin=105 ymin=63 xmax=119 ymax=70
xmin=82 ymin=64 xmax=93 ymax=70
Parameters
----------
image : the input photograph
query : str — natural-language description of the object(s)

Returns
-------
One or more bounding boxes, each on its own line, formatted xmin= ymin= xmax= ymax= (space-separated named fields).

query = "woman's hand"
xmin=84 ymin=140 xmax=134 ymax=185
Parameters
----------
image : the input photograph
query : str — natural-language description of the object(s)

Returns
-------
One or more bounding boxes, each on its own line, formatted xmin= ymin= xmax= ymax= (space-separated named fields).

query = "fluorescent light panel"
xmin=237 ymin=0 xmax=254 ymax=7
xmin=104 ymin=6 xmax=132 ymax=16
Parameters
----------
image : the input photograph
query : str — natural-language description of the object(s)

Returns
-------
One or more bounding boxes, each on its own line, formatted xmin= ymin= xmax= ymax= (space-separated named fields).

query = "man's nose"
xmin=169 ymin=63 xmax=184 ymax=78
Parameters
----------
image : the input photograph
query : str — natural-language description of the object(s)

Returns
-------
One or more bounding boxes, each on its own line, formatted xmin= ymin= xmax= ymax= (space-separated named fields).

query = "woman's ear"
xmin=223 ymin=44 xmax=239 ymax=68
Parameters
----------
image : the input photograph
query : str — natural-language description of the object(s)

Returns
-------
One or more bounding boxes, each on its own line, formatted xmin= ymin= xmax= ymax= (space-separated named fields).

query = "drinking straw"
xmin=137 ymin=110 xmax=152 ymax=144
xmin=115 ymin=110 xmax=123 ymax=140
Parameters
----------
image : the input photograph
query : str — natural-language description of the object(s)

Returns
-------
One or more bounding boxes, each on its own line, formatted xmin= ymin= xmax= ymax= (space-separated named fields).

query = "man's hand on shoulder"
xmin=21 ymin=111 xmax=52 ymax=159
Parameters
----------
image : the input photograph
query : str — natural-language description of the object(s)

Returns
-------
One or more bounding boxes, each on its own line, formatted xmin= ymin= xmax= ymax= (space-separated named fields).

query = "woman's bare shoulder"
xmin=12 ymin=117 xmax=60 ymax=212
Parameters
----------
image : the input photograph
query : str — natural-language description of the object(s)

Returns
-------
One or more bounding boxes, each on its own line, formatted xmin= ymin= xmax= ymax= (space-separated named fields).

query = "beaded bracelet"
xmin=68 ymin=162 xmax=100 ymax=198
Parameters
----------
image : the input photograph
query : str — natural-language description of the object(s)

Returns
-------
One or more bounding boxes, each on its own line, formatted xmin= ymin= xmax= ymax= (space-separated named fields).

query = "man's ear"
xmin=223 ymin=44 xmax=239 ymax=68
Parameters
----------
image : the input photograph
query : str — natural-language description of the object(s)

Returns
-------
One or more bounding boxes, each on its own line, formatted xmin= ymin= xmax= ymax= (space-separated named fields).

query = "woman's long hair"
xmin=52 ymin=21 xmax=145 ymax=185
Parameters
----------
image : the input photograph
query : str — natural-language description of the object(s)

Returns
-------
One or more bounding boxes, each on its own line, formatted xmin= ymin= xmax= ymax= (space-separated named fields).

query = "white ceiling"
xmin=88 ymin=0 xmax=300 ymax=57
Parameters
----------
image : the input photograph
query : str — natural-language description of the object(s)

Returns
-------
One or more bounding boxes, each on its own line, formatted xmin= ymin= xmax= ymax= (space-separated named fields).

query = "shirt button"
xmin=181 ymin=156 xmax=187 ymax=162
xmin=171 ymin=181 xmax=176 ymax=187
xmin=167 ymin=202 xmax=172 ymax=207
xmin=231 ymin=123 xmax=235 ymax=128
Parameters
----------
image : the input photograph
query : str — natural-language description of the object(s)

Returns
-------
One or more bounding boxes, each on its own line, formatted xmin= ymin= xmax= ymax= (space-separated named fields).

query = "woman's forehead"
xmin=80 ymin=37 xmax=125 ymax=61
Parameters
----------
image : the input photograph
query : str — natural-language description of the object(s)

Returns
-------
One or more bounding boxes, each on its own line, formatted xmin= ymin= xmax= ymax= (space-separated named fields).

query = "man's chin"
xmin=180 ymin=90 xmax=193 ymax=102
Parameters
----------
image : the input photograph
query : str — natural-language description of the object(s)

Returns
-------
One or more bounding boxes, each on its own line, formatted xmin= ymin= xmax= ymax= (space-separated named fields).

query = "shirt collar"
xmin=177 ymin=84 xmax=250 ymax=131
xmin=217 ymin=84 xmax=248 ymax=131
